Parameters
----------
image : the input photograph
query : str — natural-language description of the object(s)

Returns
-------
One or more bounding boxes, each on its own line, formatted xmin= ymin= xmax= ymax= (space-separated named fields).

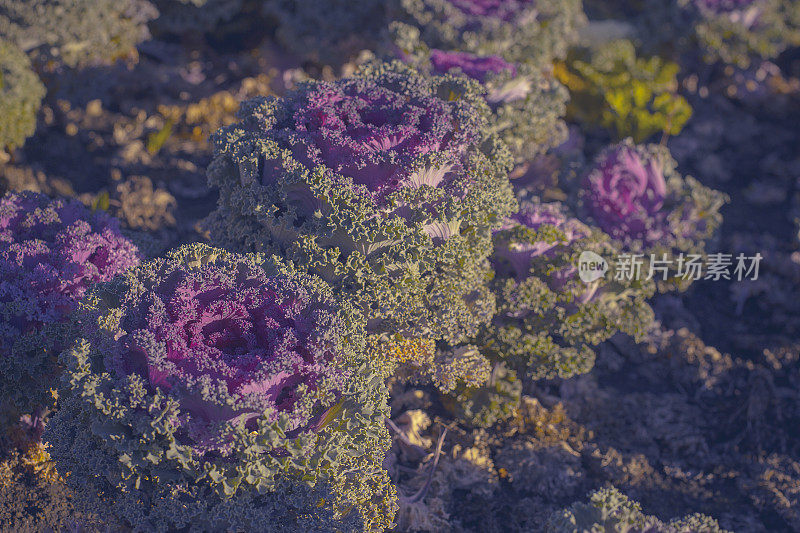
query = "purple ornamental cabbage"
xmin=108 ymin=251 xmax=349 ymax=439
xmin=0 ymin=191 xmax=140 ymax=352
xmin=0 ymin=191 xmax=140 ymax=423
xmin=263 ymin=73 xmax=483 ymax=205
xmin=426 ymin=49 xmax=533 ymax=107
xmin=582 ymin=143 xmax=668 ymax=247
xmin=495 ymin=202 xmax=588 ymax=275
xmin=207 ymin=63 xmax=516 ymax=386
xmin=45 ymin=244 xmax=397 ymax=531
xmin=580 ymin=140 xmax=727 ymax=291
xmin=494 ymin=200 xmax=597 ymax=303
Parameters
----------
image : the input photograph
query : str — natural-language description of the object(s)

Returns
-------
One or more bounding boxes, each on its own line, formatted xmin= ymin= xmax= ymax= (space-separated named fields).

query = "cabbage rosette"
xmin=205 ymin=61 xmax=517 ymax=357
xmin=45 ymin=244 xmax=396 ymax=532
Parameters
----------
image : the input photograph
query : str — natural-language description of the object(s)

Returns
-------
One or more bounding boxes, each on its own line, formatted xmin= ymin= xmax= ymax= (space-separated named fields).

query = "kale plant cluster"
xmin=1 ymin=0 xmax=797 ymax=531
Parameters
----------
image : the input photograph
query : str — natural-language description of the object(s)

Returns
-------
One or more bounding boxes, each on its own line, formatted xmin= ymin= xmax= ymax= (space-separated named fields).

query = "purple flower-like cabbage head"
xmin=580 ymin=141 xmax=727 ymax=293
xmin=0 ymin=191 xmax=140 ymax=352
xmin=583 ymin=143 xmax=668 ymax=247
xmin=207 ymin=62 xmax=515 ymax=348
xmin=265 ymin=72 xmax=484 ymax=203
xmin=483 ymin=199 xmax=655 ymax=381
xmin=44 ymin=244 xmax=398 ymax=531
xmin=429 ymin=49 xmax=517 ymax=82
xmin=106 ymin=247 xmax=350 ymax=441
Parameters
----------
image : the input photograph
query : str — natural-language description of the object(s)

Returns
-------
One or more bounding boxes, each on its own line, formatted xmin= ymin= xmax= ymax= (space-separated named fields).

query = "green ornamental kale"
xmin=683 ymin=0 xmax=800 ymax=67
xmin=584 ymin=0 xmax=800 ymax=68
xmin=263 ymin=0 xmax=586 ymax=69
xmin=554 ymin=39 xmax=692 ymax=143
xmin=0 ymin=0 xmax=157 ymax=67
xmin=204 ymin=61 xmax=517 ymax=389
xmin=44 ymin=244 xmax=397 ymax=532
xmin=548 ymin=486 xmax=730 ymax=533
xmin=0 ymin=40 xmax=45 ymax=150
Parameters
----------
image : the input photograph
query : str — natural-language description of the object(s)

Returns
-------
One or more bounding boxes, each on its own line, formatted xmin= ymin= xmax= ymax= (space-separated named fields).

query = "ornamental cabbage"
xmin=587 ymin=0 xmax=800 ymax=68
xmin=554 ymin=39 xmax=692 ymax=143
xmin=264 ymin=0 xmax=585 ymax=69
xmin=389 ymin=30 xmax=569 ymax=162
xmin=428 ymin=49 xmax=516 ymax=82
xmin=583 ymin=143 xmax=668 ymax=247
xmin=483 ymin=199 xmax=655 ymax=381
xmin=579 ymin=140 xmax=727 ymax=290
xmin=204 ymin=61 xmax=517 ymax=390
xmin=44 ymin=244 xmax=397 ymax=532
xmin=0 ymin=191 xmax=140 ymax=421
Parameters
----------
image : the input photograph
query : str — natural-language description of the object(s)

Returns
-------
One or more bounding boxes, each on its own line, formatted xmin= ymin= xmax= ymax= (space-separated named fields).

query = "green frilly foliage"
xmin=0 ymin=40 xmax=45 ymax=150
xmin=263 ymin=0 xmax=586 ymax=68
xmin=483 ymin=202 xmax=655 ymax=382
xmin=547 ymin=486 xmax=730 ymax=533
xmin=204 ymin=62 xmax=516 ymax=361
xmin=442 ymin=362 xmax=522 ymax=428
xmin=684 ymin=0 xmax=800 ymax=67
xmin=43 ymin=244 xmax=398 ymax=532
xmin=0 ymin=0 xmax=156 ymax=68
xmin=390 ymin=24 xmax=569 ymax=164
xmin=555 ymin=39 xmax=692 ymax=143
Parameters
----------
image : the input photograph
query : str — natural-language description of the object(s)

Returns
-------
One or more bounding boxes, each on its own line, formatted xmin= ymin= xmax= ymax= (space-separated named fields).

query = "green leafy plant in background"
xmin=0 ymin=0 xmax=156 ymax=68
xmin=0 ymin=40 xmax=45 ymax=151
xmin=548 ymin=486 xmax=730 ymax=532
xmin=555 ymin=39 xmax=692 ymax=143
xmin=584 ymin=0 xmax=800 ymax=69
